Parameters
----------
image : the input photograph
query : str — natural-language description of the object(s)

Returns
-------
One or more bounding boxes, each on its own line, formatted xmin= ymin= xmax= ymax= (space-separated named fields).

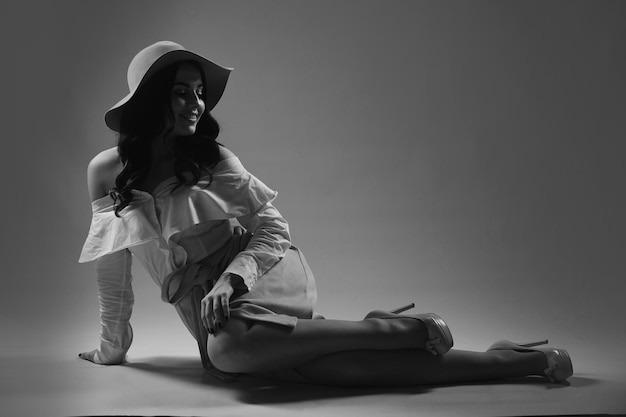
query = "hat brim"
xmin=104 ymin=50 xmax=233 ymax=132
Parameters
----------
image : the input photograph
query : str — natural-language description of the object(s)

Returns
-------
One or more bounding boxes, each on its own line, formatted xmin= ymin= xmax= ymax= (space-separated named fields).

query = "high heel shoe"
xmin=488 ymin=339 xmax=573 ymax=383
xmin=365 ymin=303 xmax=454 ymax=356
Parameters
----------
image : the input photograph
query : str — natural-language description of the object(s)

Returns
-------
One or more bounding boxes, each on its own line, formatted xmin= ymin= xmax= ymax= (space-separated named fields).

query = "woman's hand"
xmin=78 ymin=349 xmax=123 ymax=365
xmin=78 ymin=349 xmax=99 ymax=363
xmin=201 ymin=226 xmax=247 ymax=334
xmin=201 ymin=273 xmax=243 ymax=334
xmin=78 ymin=349 xmax=126 ymax=365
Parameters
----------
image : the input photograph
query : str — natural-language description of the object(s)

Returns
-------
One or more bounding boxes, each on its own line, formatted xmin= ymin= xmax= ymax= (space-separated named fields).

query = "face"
xmin=168 ymin=62 xmax=206 ymax=136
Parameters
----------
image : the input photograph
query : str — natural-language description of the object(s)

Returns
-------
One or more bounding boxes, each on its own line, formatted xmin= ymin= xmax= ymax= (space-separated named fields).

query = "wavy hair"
xmin=110 ymin=61 xmax=221 ymax=216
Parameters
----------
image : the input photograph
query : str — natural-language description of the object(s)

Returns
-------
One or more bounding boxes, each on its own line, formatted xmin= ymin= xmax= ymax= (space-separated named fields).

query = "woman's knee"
xmin=206 ymin=318 xmax=253 ymax=373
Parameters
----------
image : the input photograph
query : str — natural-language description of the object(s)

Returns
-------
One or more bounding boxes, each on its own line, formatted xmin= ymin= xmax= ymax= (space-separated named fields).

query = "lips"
xmin=180 ymin=113 xmax=199 ymax=122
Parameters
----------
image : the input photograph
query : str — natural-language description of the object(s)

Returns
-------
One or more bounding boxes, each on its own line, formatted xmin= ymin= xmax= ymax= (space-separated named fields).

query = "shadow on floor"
xmin=124 ymin=356 xmax=601 ymax=405
xmin=124 ymin=355 xmax=430 ymax=404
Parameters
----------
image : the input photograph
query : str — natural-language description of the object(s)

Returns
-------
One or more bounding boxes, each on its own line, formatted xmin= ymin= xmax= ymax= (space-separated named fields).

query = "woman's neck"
xmin=149 ymin=134 xmax=175 ymax=167
xmin=144 ymin=135 xmax=178 ymax=184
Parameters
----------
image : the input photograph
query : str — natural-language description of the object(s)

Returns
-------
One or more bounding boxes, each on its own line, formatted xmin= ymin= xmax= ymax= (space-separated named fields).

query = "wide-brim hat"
xmin=104 ymin=40 xmax=233 ymax=132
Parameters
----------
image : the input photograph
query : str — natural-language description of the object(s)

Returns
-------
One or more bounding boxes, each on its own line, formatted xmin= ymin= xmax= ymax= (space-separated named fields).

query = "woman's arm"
xmin=201 ymin=202 xmax=291 ymax=333
xmin=214 ymin=146 xmax=292 ymax=289
xmin=79 ymin=249 xmax=135 ymax=364
xmin=224 ymin=202 xmax=291 ymax=290
xmin=200 ymin=147 xmax=292 ymax=332
xmin=79 ymin=148 xmax=134 ymax=364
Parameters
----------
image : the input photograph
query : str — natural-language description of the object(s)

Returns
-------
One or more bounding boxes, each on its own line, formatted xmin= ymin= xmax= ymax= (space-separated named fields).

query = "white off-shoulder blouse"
xmin=78 ymin=155 xmax=292 ymax=364
xmin=80 ymin=156 xmax=290 ymax=288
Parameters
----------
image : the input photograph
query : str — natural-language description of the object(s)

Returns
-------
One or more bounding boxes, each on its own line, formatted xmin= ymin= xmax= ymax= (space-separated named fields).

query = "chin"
xmin=175 ymin=127 xmax=197 ymax=136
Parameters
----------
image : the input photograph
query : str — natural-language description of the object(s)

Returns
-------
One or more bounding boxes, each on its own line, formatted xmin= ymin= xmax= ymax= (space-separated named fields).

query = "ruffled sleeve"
xmin=78 ymin=193 xmax=162 ymax=263
xmin=92 ymin=249 xmax=134 ymax=364
xmin=155 ymin=157 xmax=279 ymax=243
xmin=154 ymin=156 xmax=290 ymax=291
xmin=224 ymin=202 xmax=291 ymax=290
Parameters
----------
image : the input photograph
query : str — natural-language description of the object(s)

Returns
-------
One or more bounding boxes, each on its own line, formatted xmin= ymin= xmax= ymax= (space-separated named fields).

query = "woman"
xmin=78 ymin=41 xmax=573 ymax=386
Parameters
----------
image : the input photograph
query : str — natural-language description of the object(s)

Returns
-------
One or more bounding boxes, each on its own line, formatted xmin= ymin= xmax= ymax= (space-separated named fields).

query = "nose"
xmin=188 ymin=92 xmax=202 ymax=108
xmin=180 ymin=89 xmax=202 ymax=109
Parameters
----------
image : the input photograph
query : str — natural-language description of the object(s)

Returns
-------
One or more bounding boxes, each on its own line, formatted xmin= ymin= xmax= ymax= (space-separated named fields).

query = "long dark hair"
xmin=110 ymin=61 xmax=221 ymax=216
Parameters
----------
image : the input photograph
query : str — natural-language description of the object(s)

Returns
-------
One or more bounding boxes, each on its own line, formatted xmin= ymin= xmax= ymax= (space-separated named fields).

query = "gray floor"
xmin=2 ymin=310 xmax=625 ymax=417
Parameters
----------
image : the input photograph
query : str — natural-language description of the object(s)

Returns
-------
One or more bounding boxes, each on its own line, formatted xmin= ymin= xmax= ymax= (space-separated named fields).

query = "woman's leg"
xmin=207 ymin=316 xmax=429 ymax=373
xmin=294 ymin=349 xmax=548 ymax=386
xmin=208 ymin=318 xmax=549 ymax=386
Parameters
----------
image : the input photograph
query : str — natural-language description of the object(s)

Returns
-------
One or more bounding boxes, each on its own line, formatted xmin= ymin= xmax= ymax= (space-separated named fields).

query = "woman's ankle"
xmin=365 ymin=317 xmax=428 ymax=349
xmin=491 ymin=349 xmax=548 ymax=378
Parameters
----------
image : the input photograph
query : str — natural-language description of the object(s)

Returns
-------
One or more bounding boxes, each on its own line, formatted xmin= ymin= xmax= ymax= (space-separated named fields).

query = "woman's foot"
xmin=488 ymin=340 xmax=573 ymax=383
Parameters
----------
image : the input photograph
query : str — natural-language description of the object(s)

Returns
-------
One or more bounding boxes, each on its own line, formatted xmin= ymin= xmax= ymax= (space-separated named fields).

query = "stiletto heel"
xmin=365 ymin=302 xmax=453 ymax=356
xmin=488 ymin=339 xmax=548 ymax=351
xmin=518 ymin=339 xmax=549 ymax=348
xmin=488 ymin=339 xmax=573 ymax=383
xmin=389 ymin=303 xmax=415 ymax=314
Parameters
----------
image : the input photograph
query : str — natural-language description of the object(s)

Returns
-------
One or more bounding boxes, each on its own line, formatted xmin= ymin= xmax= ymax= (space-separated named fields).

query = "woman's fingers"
xmin=200 ymin=294 xmax=231 ymax=335
xmin=201 ymin=276 xmax=236 ymax=335
xmin=221 ymin=295 xmax=230 ymax=321
xmin=204 ymin=297 xmax=214 ymax=333
xmin=212 ymin=302 xmax=221 ymax=331
xmin=212 ymin=295 xmax=228 ymax=330
xmin=200 ymin=295 xmax=206 ymax=329
xmin=78 ymin=350 xmax=97 ymax=363
xmin=201 ymin=295 xmax=208 ymax=331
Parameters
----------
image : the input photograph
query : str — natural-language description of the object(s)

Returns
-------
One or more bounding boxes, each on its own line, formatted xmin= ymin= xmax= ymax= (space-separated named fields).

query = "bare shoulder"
xmin=219 ymin=145 xmax=238 ymax=161
xmin=87 ymin=147 xmax=122 ymax=201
